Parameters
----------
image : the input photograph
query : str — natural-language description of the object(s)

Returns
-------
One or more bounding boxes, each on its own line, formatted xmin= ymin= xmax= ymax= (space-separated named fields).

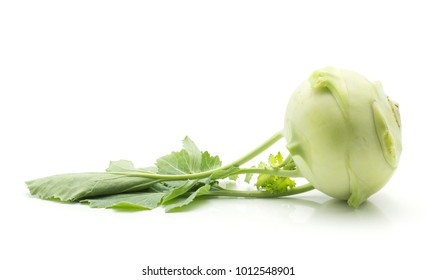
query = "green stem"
xmin=204 ymin=183 xmax=314 ymax=198
xmin=221 ymin=130 xmax=284 ymax=168
xmin=109 ymin=130 xmax=285 ymax=181
xmin=229 ymin=168 xmax=303 ymax=178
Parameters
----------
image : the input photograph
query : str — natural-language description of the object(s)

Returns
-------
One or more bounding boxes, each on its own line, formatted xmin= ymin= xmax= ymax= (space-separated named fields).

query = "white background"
xmin=1 ymin=1 xmax=435 ymax=279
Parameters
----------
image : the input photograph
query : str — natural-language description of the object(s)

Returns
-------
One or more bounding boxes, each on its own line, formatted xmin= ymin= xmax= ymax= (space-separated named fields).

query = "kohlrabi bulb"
xmin=284 ymin=67 xmax=402 ymax=207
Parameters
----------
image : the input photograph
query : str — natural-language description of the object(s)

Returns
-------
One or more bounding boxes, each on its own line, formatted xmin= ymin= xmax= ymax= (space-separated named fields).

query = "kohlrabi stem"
xmin=109 ymin=130 xmax=285 ymax=181
xmin=229 ymin=168 xmax=303 ymax=178
xmin=204 ymin=183 xmax=314 ymax=198
xmin=220 ymin=130 xmax=284 ymax=169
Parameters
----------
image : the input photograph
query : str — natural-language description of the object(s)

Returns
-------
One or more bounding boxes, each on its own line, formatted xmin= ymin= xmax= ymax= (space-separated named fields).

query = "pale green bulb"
xmin=284 ymin=67 xmax=402 ymax=207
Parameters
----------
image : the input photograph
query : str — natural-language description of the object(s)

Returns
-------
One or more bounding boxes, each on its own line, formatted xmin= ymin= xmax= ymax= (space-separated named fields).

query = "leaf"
xmin=256 ymin=174 xmax=295 ymax=192
xmin=244 ymin=173 xmax=254 ymax=184
xmin=106 ymin=160 xmax=157 ymax=173
xmin=26 ymin=173 xmax=156 ymax=202
xmin=165 ymin=184 xmax=210 ymax=212
xmin=254 ymin=152 xmax=296 ymax=192
xmin=156 ymin=137 xmax=221 ymax=175
xmin=181 ymin=136 xmax=202 ymax=172
xmin=268 ymin=152 xmax=283 ymax=167
xmin=161 ymin=180 xmax=199 ymax=203
xmin=82 ymin=192 xmax=166 ymax=210
xmin=199 ymin=151 xmax=221 ymax=172
xmin=243 ymin=165 xmax=256 ymax=183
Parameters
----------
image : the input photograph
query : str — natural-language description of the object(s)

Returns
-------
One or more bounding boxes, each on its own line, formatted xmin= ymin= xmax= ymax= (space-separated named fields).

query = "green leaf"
xmin=254 ymin=152 xmax=296 ymax=192
xmin=200 ymin=151 xmax=221 ymax=172
xmin=256 ymin=174 xmax=295 ymax=192
xmin=161 ymin=180 xmax=199 ymax=203
xmin=244 ymin=173 xmax=254 ymax=183
xmin=26 ymin=173 xmax=156 ymax=202
xmin=106 ymin=160 xmax=157 ymax=173
xmin=165 ymin=184 xmax=210 ymax=212
xmin=156 ymin=137 xmax=221 ymax=175
xmin=82 ymin=192 xmax=166 ymax=210
xmin=243 ymin=165 xmax=256 ymax=183
xmin=182 ymin=136 xmax=202 ymax=172
xmin=268 ymin=152 xmax=283 ymax=167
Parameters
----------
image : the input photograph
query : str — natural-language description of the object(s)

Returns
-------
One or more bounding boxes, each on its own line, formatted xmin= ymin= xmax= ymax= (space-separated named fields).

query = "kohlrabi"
xmin=27 ymin=67 xmax=401 ymax=211
xmin=284 ymin=67 xmax=402 ymax=207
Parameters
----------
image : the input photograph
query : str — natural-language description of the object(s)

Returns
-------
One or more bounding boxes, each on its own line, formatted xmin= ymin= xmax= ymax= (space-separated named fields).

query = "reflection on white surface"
xmin=23 ymin=185 xmax=395 ymax=233
xmin=288 ymin=197 xmax=389 ymax=225
xmin=164 ymin=192 xmax=392 ymax=234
